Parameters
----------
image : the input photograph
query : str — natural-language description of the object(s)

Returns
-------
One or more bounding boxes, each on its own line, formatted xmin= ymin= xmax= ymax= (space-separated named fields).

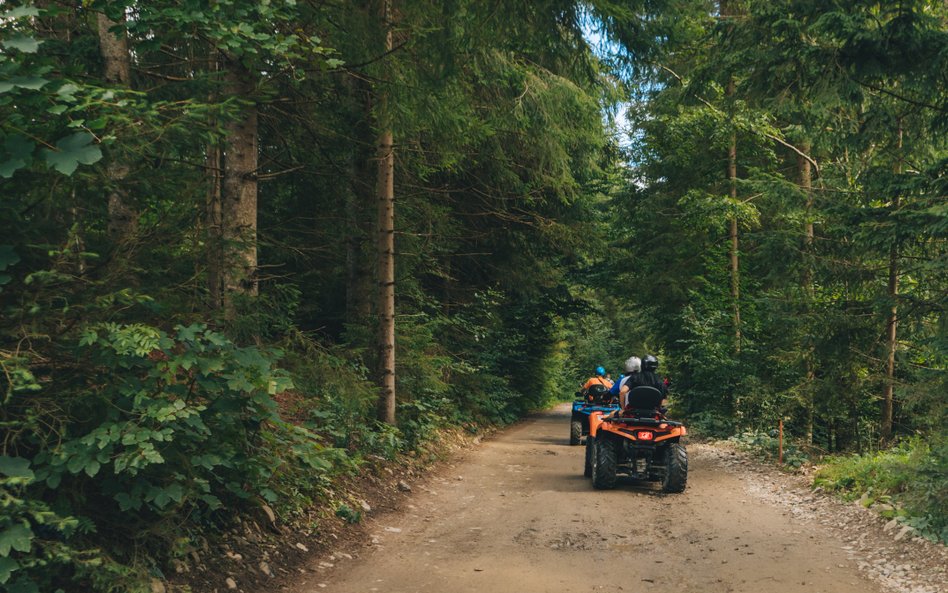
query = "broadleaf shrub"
xmin=1 ymin=322 xmax=348 ymax=592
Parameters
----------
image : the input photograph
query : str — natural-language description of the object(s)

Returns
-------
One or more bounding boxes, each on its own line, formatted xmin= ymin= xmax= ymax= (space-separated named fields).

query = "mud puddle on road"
xmin=283 ymin=405 xmax=936 ymax=593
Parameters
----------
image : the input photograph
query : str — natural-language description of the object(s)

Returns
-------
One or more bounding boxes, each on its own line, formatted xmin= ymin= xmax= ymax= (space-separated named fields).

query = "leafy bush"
xmin=814 ymin=438 xmax=948 ymax=543
xmin=728 ymin=431 xmax=809 ymax=468
xmin=1 ymin=323 xmax=348 ymax=592
xmin=686 ymin=410 xmax=738 ymax=438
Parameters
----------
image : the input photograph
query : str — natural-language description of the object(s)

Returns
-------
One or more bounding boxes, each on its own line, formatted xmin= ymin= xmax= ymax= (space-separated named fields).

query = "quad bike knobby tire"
xmin=569 ymin=418 xmax=583 ymax=446
xmin=591 ymin=436 xmax=618 ymax=490
xmin=662 ymin=443 xmax=688 ymax=493
xmin=583 ymin=435 xmax=594 ymax=477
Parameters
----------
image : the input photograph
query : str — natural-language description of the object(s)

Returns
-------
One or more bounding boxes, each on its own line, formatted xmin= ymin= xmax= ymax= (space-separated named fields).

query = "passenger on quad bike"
xmin=582 ymin=366 xmax=614 ymax=391
xmin=613 ymin=355 xmax=667 ymax=411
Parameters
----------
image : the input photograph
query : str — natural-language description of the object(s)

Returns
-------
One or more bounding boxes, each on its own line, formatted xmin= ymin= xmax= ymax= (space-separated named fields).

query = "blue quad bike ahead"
xmin=570 ymin=384 xmax=620 ymax=445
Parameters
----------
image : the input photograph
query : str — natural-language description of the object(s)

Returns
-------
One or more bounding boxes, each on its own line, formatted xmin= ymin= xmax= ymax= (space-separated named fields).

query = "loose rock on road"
xmin=289 ymin=404 xmax=944 ymax=593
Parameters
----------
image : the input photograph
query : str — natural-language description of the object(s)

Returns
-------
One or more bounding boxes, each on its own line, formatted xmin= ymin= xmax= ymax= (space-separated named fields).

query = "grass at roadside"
xmin=718 ymin=429 xmax=947 ymax=545
xmin=813 ymin=438 xmax=948 ymax=545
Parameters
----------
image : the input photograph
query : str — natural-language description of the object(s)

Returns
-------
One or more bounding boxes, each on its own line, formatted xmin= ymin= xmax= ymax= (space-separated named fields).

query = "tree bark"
xmin=221 ymin=62 xmax=258 ymax=318
xmin=206 ymin=142 xmax=223 ymax=311
xmin=96 ymin=12 xmax=137 ymax=241
xmin=206 ymin=50 xmax=223 ymax=312
xmin=376 ymin=0 xmax=396 ymax=425
xmin=881 ymin=122 xmax=902 ymax=442
xmin=721 ymin=0 xmax=741 ymax=354
xmin=800 ymin=141 xmax=815 ymax=444
xmin=346 ymin=77 xmax=375 ymax=323
xmin=728 ymin=120 xmax=741 ymax=354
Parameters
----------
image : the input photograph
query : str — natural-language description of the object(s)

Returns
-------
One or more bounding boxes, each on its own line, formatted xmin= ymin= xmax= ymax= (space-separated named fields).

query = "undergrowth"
xmin=722 ymin=430 xmax=947 ymax=545
xmin=814 ymin=438 xmax=948 ymax=544
xmin=728 ymin=431 xmax=810 ymax=469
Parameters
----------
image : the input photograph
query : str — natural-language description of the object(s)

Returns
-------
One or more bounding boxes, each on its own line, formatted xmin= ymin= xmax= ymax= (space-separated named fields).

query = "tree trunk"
xmin=800 ymin=142 xmax=815 ymax=444
xmin=206 ymin=50 xmax=223 ymax=312
xmin=881 ymin=123 xmax=903 ymax=442
xmin=721 ymin=0 xmax=741 ymax=354
xmin=206 ymin=142 xmax=223 ymax=311
xmin=346 ymin=77 xmax=375 ymax=323
xmin=728 ymin=121 xmax=741 ymax=354
xmin=376 ymin=0 xmax=396 ymax=425
xmin=96 ymin=12 xmax=137 ymax=241
xmin=221 ymin=62 xmax=258 ymax=318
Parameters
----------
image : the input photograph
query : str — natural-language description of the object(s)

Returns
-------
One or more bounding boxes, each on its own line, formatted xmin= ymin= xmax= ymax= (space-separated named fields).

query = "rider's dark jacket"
xmin=623 ymin=371 xmax=668 ymax=397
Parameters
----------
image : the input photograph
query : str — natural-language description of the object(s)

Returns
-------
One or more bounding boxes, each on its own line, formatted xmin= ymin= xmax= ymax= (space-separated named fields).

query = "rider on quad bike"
xmin=570 ymin=366 xmax=620 ymax=446
xmin=583 ymin=366 xmax=614 ymax=391
xmin=615 ymin=355 xmax=667 ymax=409
xmin=585 ymin=355 xmax=687 ymax=493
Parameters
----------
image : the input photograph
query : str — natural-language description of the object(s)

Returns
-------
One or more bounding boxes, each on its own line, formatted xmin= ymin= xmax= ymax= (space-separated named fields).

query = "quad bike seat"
xmin=626 ymin=385 xmax=664 ymax=410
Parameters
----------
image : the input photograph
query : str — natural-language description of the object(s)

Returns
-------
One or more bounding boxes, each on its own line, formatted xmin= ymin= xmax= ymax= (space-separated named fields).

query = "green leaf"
xmin=0 ymin=76 xmax=49 ymax=93
xmin=2 ymin=6 xmax=41 ymax=20
xmin=65 ymin=454 xmax=85 ymax=475
xmin=0 ymin=160 xmax=25 ymax=178
xmin=0 ymin=524 xmax=34 ymax=556
xmin=43 ymin=133 xmax=102 ymax=176
xmin=114 ymin=492 xmax=141 ymax=511
xmin=45 ymin=473 xmax=61 ymax=489
xmin=0 ymin=246 xmax=20 ymax=273
xmin=176 ymin=323 xmax=202 ymax=342
xmin=0 ymin=456 xmax=33 ymax=480
xmin=11 ymin=77 xmax=47 ymax=90
xmin=8 ymin=579 xmax=39 ymax=593
xmin=166 ymin=482 xmax=184 ymax=503
xmin=5 ymin=136 xmax=34 ymax=162
xmin=1 ymin=36 xmax=43 ymax=53
xmin=83 ymin=460 xmax=100 ymax=478
xmin=0 ymin=556 xmax=18 ymax=585
xmin=56 ymin=83 xmax=80 ymax=100
xmin=0 ymin=136 xmax=35 ymax=178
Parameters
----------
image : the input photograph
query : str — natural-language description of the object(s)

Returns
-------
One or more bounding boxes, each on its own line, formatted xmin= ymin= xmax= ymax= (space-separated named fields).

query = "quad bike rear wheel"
xmin=662 ymin=443 xmax=688 ymax=493
xmin=583 ymin=435 xmax=593 ymax=477
xmin=569 ymin=418 xmax=583 ymax=446
xmin=591 ymin=436 xmax=617 ymax=490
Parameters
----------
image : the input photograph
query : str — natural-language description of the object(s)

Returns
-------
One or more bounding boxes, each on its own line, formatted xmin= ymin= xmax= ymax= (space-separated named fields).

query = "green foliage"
xmin=334 ymin=503 xmax=361 ymax=524
xmin=1 ymin=322 xmax=350 ymax=591
xmin=814 ymin=438 xmax=948 ymax=543
xmin=729 ymin=431 xmax=809 ymax=469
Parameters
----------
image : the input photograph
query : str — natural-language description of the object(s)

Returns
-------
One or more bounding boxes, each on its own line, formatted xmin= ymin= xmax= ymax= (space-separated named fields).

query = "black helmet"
xmin=642 ymin=354 xmax=658 ymax=372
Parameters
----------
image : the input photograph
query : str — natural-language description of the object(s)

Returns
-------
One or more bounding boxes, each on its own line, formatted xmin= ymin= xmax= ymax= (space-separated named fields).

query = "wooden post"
xmin=778 ymin=419 xmax=784 ymax=465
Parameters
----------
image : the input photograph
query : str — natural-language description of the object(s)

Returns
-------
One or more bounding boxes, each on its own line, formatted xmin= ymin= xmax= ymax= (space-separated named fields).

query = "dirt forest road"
xmin=290 ymin=404 xmax=946 ymax=593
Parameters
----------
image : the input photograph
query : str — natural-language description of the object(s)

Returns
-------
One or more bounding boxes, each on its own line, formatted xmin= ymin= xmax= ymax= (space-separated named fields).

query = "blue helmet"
xmin=596 ymin=366 xmax=606 ymax=376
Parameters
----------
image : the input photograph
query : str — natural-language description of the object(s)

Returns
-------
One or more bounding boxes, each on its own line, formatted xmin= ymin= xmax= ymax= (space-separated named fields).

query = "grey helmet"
xmin=624 ymin=356 xmax=641 ymax=373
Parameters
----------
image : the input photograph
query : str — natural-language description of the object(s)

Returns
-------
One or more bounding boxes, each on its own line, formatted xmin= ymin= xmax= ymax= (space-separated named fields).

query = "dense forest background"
xmin=0 ymin=1 xmax=945 ymax=590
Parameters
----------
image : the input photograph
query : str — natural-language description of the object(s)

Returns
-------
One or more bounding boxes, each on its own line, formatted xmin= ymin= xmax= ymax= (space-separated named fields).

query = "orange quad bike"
xmin=584 ymin=385 xmax=687 ymax=493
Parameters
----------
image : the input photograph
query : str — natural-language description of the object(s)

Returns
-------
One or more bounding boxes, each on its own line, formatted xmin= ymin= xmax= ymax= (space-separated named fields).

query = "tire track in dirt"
xmin=285 ymin=404 xmax=942 ymax=593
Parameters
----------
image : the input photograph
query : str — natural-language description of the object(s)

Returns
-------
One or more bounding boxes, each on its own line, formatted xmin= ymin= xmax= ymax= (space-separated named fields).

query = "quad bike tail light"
xmin=636 ymin=430 xmax=654 ymax=441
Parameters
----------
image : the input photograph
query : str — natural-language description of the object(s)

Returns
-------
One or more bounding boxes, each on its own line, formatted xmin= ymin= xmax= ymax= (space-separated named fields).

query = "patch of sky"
xmin=579 ymin=8 xmax=653 ymax=165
